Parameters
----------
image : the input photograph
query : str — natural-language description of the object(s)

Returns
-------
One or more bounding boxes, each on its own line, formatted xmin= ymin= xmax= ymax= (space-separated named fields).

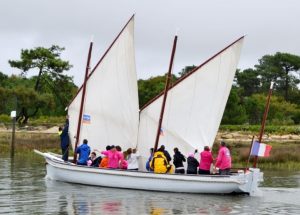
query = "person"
xmin=215 ymin=141 xmax=232 ymax=175
xmin=127 ymin=148 xmax=140 ymax=171
xmin=120 ymin=151 xmax=128 ymax=170
xmin=150 ymin=148 xmax=172 ymax=174
xmin=187 ymin=152 xmax=199 ymax=174
xmin=59 ymin=116 xmax=69 ymax=162
xmin=99 ymin=145 xmax=111 ymax=168
xmin=76 ymin=139 xmax=91 ymax=165
xmin=158 ymin=145 xmax=171 ymax=163
xmin=146 ymin=148 xmax=154 ymax=171
xmin=87 ymin=151 xmax=102 ymax=167
xmin=173 ymin=147 xmax=186 ymax=174
xmin=198 ymin=146 xmax=214 ymax=175
xmin=101 ymin=145 xmax=123 ymax=169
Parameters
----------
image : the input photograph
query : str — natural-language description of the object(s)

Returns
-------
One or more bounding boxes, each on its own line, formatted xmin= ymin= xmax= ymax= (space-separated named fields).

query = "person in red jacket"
xmin=198 ymin=146 xmax=214 ymax=174
xmin=215 ymin=141 xmax=232 ymax=175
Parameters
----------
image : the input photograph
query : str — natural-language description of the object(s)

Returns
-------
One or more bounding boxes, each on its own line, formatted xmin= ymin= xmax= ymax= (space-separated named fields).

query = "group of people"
xmin=147 ymin=142 xmax=232 ymax=175
xmin=59 ymin=117 xmax=232 ymax=175
xmin=73 ymin=140 xmax=141 ymax=171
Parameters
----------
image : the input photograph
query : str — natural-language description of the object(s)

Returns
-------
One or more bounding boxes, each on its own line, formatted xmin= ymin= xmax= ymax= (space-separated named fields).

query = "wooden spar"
xmin=246 ymin=136 xmax=255 ymax=168
xmin=73 ymin=40 xmax=93 ymax=163
xmin=140 ymin=36 xmax=244 ymax=112
xmin=253 ymin=82 xmax=274 ymax=168
xmin=153 ymin=35 xmax=178 ymax=152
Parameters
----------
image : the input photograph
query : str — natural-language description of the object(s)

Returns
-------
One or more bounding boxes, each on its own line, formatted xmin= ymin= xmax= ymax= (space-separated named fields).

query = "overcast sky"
xmin=0 ymin=0 xmax=299 ymax=85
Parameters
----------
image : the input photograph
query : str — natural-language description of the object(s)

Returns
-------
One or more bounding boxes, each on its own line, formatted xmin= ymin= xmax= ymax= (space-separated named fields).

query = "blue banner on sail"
xmin=82 ymin=114 xmax=91 ymax=124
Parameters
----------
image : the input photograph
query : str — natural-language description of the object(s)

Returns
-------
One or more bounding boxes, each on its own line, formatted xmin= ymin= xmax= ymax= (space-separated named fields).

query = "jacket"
xmin=150 ymin=151 xmax=170 ymax=173
xmin=76 ymin=143 xmax=91 ymax=165
xmin=99 ymin=157 xmax=109 ymax=168
xmin=101 ymin=150 xmax=122 ymax=168
xmin=60 ymin=119 xmax=69 ymax=149
xmin=215 ymin=146 xmax=232 ymax=170
xmin=127 ymin=152 xmax=140 ymax=170
xmin=173 ymin=151 xmax=186 ymax=168
xmin=199 ymin=151 xmax=213 ymax=171
xmin=187 ymin=157 xmax=199 ymax=173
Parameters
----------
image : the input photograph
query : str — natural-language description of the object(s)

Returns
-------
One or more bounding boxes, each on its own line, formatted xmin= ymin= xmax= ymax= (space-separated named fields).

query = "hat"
xmin=188 ymin=152 xmax=194 ymax=158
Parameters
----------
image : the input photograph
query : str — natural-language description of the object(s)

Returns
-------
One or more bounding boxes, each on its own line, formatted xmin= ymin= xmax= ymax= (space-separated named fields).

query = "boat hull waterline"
xmin=39 ymin=151 xmax=263 ymax=196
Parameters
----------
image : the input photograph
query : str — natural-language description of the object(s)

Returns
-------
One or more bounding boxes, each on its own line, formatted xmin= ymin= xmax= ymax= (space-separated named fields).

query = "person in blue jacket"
xmin=59 ymin=116 xmax=70 ymax=162
xmin=76 ymin=139 xmax=91 ymax=165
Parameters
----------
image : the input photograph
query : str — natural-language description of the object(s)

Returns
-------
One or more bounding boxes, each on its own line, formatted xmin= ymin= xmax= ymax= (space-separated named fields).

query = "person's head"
xmin=220 ymin=141 xmax=226 ymax=147
xmin=132 ymin=148 xmax=137 ymax=154
xmin=127 ymin=148 xmax=132 ymax=155
xmin=116 ymin=145 xmax=122 ymax=152
xmin=174 ymin=147 xmax=179 ymax=153
xmin=58 ymin=127 xmax=63 ymax=131
xmin=188 ymin=152 xmax=194 ymax=158
xmin=90 ymin=152 xmax=96 ymax=159
xmin=106 ymin=145 xmax=111 ymax=151
xmin=150 ymin=148 xmax=154 ymax=154
xmin=83 ymin=139 xmax=88 ymax=144
xmin=110 ymin=145 xmax=116 ymax=152
xmin=158 ymin=147 xmax=164 ymax=152
xmin=160 ymin=145 xmax=165 ymax=151
xmin=204 ymin=146 xmax=210 ymax=151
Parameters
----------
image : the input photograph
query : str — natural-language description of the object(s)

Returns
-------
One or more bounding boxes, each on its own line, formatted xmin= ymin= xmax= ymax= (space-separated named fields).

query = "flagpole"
xmin=153 ymin=35 xmax=178 ymax=152
xmin=246 ymin=136 xmax=255 ymax=169
xmin=73 ymin=38 xmax=93 ymax=164
xmin=253 ymin=82 xmax=274 ymax=168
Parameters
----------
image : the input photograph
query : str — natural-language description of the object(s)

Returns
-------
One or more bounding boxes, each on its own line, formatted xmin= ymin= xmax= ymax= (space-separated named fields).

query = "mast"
xmin=153 ymin=35 xmax=178 ymax=152
xmin=253 ymin=82 xmax=274 ymax=168
xmin=73 ymin=39 xmax=93 ymax=163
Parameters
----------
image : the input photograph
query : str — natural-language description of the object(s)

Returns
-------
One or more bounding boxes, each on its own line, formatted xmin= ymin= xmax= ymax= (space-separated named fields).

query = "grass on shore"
xmin=220 ymin=125 xmax=300 ymax=135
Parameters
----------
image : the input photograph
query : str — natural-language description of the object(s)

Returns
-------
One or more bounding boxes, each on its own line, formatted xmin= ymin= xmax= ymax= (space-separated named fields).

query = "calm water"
xmin=0 ymin=155 xmax=300 ymax=215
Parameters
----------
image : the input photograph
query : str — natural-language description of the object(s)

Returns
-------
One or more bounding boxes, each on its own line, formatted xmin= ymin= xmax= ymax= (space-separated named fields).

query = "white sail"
xmin=68 ymin=17 xmax=139 ymax=152
xmin=137 ymin=37 xmax=244 ymax=169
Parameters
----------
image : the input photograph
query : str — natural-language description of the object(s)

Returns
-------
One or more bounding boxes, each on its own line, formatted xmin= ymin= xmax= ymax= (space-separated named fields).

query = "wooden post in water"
xmin=73 ymin=38 xmax=93 ymax=163
xmin=10 ymin=110 xmax=17 ymax=158
xmin=253 ymin=82 xmax=274 ymax=168
xmin=153 ymin=35 xmax=178 ymax=152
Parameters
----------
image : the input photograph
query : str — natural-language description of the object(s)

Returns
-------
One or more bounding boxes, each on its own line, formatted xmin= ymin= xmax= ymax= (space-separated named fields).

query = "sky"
xmin=0 ymin=0 xmax=299 ymax=86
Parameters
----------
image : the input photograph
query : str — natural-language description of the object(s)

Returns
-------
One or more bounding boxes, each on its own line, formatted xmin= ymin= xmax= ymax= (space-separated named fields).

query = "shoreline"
xmin=1 ymin=126 xmax=300 ymax=144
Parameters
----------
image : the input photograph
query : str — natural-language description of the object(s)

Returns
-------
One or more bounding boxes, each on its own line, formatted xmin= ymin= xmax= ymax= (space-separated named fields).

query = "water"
xmin=0 ymin=155 xmax=300 ymax=214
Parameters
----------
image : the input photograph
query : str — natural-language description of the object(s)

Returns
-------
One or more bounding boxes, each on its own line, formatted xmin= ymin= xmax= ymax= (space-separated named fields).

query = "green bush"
xmin=0 ymin=114 xmax=11 ymax=123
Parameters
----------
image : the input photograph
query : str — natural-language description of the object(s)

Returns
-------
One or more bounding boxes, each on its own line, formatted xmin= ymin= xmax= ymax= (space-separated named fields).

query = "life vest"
xmin=150 ymin=151 xmax=172 ymax=173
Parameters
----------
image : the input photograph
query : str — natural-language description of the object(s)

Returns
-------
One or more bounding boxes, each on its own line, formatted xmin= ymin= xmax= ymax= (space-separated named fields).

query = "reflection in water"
xmin=0 ymin=156 xmax=300 ymax=214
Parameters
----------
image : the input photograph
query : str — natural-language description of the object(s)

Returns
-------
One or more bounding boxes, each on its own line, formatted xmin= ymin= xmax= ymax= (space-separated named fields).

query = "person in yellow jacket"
xmin=150 ymin=148 xmax=173 ymax=173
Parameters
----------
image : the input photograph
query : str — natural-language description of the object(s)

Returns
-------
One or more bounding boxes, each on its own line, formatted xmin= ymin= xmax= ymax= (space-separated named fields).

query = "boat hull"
xmin=40 ymin=151 xmax=263 ymax=196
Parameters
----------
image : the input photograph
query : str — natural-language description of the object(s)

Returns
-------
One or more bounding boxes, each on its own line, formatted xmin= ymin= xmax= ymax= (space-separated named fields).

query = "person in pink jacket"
xmin=198 ymin=146 xmax=214 ymax=175
xmin=101 ymin=145 xmax=122 ymax=169
xmin=215 ymin=141 xmax=232 ymax=175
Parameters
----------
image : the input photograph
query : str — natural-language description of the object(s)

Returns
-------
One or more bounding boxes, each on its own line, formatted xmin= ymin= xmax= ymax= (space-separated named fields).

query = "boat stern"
xmin=238 ymin=168 xmax=263 ymax=196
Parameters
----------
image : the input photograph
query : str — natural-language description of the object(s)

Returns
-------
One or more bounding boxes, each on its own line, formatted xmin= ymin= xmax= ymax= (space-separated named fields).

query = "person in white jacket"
xmin=127 ymin=148 xmax=140 ymax=171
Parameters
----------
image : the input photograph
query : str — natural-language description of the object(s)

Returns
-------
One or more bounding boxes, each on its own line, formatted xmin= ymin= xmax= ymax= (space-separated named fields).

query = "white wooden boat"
xmin=36 ymin=15 xmax=264 ymax=196
xmin=35 ymin=151 xmax=263 ymax=196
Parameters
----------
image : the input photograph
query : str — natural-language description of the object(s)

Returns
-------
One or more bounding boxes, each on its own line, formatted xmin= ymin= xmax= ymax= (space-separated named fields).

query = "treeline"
xmin=0 ymin=45 xmax=300 ymax=126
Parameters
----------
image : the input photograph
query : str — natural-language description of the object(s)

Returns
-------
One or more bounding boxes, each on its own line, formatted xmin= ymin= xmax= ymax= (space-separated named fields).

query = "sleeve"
xmin=101 ymin=151 xmax=108 ymax=156
xmin=215 ymin=150 xmax=223 ymax=168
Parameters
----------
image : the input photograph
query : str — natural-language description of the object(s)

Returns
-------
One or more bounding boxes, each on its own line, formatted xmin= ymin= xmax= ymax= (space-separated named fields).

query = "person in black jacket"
xmin=158 ymin=145 xmax=171 ymax=163
xmin=187 ymin=152 xmax=199 ymax=174
xmin=59 ymin=116 xmax=69 ymax=162
xmin=173 ymin=148 xmax=186 ymax=174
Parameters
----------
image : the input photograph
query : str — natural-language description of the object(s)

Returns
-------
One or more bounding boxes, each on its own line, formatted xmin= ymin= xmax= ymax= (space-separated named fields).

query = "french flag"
xmin=250 ymin=141 xmax=272 ymax=157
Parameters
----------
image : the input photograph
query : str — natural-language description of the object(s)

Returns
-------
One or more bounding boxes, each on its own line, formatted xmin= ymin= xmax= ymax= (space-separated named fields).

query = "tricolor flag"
xmin=82 ymin=114 xmax=91 ymax=124
xmin=250 ymin=141 xmax=272 ymax=157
